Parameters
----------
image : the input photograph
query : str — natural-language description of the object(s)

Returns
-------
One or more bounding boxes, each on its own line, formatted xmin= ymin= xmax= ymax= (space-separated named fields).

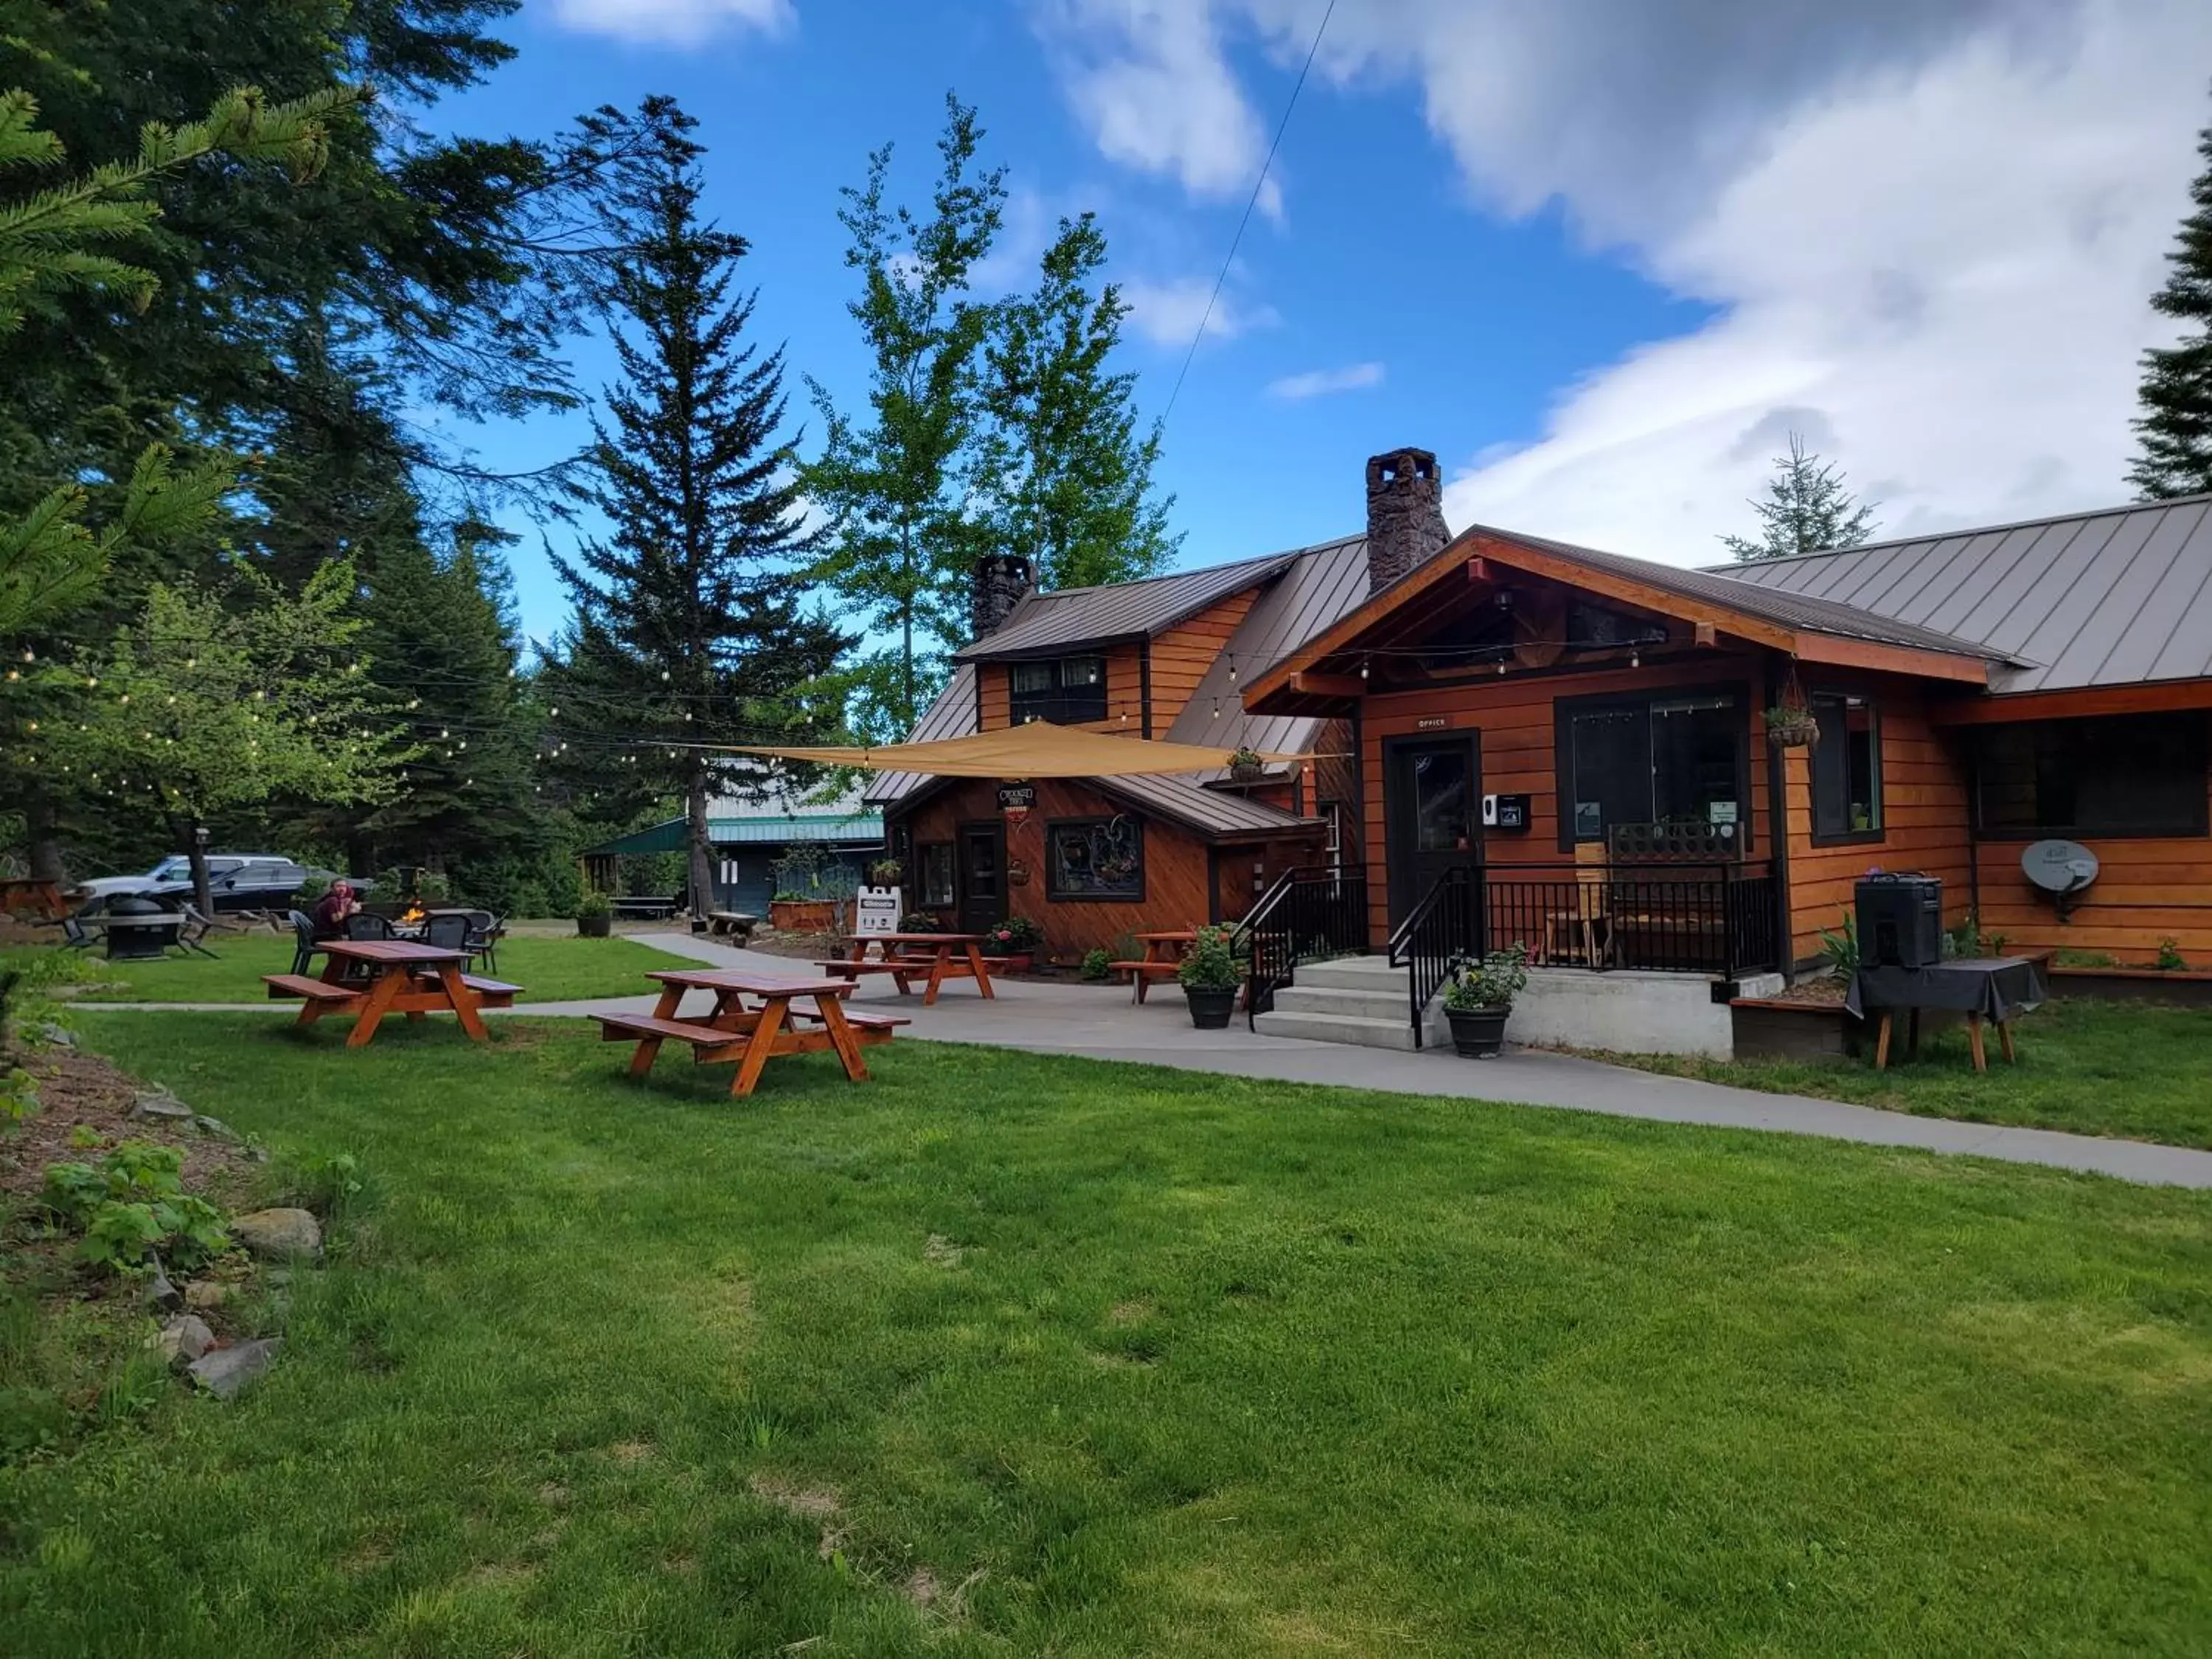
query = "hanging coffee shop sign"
xmin=998 ymin=782 xmax=1037 ymax=826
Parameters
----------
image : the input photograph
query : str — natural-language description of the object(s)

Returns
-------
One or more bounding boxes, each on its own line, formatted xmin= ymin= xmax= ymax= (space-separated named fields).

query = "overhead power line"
xmin=1161 ymin=0 xmax=1338 ymax=425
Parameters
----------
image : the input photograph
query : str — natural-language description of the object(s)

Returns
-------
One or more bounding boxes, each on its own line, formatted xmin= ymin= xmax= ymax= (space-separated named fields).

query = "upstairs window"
xmin=1009 ymin=655 xmax=1107 ymax=725
xmin=1810 ymin=692 xmax=1883 ymax=842
xmin=1973 ymin=713 xmax=2209 ymax=837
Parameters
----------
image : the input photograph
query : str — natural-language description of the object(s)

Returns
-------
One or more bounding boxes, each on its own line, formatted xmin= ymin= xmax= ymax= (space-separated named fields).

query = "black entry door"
xmin=1384 ymin=734 xmax=1483 ymax=928
xmin=957 ymin=821 xmax=1005 ymax=936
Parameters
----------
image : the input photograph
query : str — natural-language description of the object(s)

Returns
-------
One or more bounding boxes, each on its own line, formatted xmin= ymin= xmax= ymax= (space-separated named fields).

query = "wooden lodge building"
xmin=869 ymin=448 xmax=2212 ymax=1046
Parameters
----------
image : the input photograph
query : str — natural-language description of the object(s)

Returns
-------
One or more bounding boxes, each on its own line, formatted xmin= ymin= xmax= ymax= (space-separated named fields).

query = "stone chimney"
xmin=1364 ymin=448 xmax=1450 ymax=594
xmin=972 ymin=553 xmax=1034 ymax=641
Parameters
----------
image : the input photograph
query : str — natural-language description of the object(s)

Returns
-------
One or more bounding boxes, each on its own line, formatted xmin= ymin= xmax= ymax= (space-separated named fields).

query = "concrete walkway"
xmin=72 ymin=929 xmax=2212 ymax=1189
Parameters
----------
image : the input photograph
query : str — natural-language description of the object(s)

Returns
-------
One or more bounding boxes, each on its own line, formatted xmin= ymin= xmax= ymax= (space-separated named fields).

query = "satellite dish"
xmin=2022 ymin=838 xmax=2098 ymax=896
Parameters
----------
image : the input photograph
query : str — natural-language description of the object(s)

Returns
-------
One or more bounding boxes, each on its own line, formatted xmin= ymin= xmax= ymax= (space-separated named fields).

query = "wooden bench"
xmin=264 ymin=973 xmax=361 ymax=1004
xmin=595 ymin=1013 xmax=752 ymax=1062
xmin=706 ymin=911 xmax=758 ymax=939
xmin=1107 ymin=959 xmax=1183 ymax=1004
xmin=786 ymin=1006 xmax=911 ymax=1034
xmin=451 ymin=973 xmax=522 ymax=1006
xmin=611 ymin=894 xmax=682 ymax=922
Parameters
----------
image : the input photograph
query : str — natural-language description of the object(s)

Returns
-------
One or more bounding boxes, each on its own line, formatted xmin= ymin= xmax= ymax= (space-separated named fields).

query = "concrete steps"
xmin=1253 ymin=955 xmax=1440 ymax=1050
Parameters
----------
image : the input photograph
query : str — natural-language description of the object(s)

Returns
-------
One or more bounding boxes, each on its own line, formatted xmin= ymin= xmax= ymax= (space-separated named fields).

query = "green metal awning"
xmin=582 ymin=812 xmax=883 ymax=859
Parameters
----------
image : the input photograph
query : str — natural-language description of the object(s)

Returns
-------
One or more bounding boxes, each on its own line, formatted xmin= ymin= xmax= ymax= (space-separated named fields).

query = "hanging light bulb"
xmin=1630 ymin=650 xmax=1641 ymax=668
xmin=1228 ymin=655 xmax=1238 ymax=684
xmin=1360 ymin=661 xmax=1369 ymax=681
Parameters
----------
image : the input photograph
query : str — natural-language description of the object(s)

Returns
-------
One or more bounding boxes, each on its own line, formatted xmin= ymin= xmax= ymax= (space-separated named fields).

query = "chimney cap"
xmin=1366 ymin=447 xmax=1439 ymax=484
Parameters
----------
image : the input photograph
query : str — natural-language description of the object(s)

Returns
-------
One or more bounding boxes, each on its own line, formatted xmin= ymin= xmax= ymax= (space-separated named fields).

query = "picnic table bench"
xmin=597 ymin=968 xmax=909 ymax=1096
xmin=815 ymin=932 xmax=995 ymax=1007
xmin=705 ymin=910 xmax=759 ymax=939
xmin=262 ymin=939 xmax=519 ymax=1048
xmin=611 ymin=893 xmax=683 ymax=922
xmin=1108 ymin=928 xmax=1196 ymax=1004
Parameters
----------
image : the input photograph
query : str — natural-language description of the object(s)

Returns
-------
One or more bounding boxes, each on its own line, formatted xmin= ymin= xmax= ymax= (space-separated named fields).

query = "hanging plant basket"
xmin=1764 ymin=706 xmax=1820 ymax=748
xmin=1226 ymin=746 xmax=1266 ymax=785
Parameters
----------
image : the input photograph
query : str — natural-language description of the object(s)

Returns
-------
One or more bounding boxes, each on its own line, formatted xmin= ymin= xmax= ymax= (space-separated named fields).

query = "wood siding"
xmin=1779 ymin=675 xmax=1973 ymax=965
xmin=975 ymin=645 xmax=1144 ymax=735
xmin=1355 ymin=655 xmax=1778 ymax=947
xmin=1971 ymin=803 xmax=2212 ymax=964
xmin=897 ymin=778 xmax=1220 ymax=962
xmin=1150 ymin=590 xmax=1258 ymax=731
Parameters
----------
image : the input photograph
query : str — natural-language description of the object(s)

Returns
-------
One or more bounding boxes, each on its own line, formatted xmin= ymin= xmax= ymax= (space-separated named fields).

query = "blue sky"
xmin=439 ymin=1 xmax=2211 ymax=650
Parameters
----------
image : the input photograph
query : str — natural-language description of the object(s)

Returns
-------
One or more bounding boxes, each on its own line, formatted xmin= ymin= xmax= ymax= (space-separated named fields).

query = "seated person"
xmin=310 ymin=880 xmax=361 ymax=939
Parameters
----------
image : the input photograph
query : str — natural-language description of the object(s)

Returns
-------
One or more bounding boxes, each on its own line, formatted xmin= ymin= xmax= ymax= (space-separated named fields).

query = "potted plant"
xmin=1226 ymin=745 xmax=1265 ymax=785
xmin=575 ymin=888 xmax=613 ymax=939
xmin=898 ymin=910 xmax=944 ymax=934
xmin=1177 ymin=922 xmax=1243 ymax=1029
xmin=981 ymin=914 xmax=1043 ymax=972
xmin=1441 ymin=943 xmax=1529 ymax=1057
xmin=867 ymin=857 xmax=903 ymax=888
xmin=1764 ymin=703 xmax=1819 ymax=748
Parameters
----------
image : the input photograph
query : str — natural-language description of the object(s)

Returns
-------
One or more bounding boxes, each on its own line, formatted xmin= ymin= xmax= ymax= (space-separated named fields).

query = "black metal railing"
xmin=1386 ymin=867 xmax=1481 ymax=1048
xmin=1239 ymin=866 xmax=1370 ymax=1024
xmin=1476 ymin=861 xmax=1779 ymax=977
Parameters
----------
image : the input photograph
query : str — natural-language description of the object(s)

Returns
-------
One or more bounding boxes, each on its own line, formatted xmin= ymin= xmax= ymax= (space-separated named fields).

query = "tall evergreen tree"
xmin=803 ymin=94 xmax=1006 ymax=737
xmin=545 ymin=97 xmax=849 ymax=911
xmin=976 ymin=212 xmax=1179 ymax=591
xmin=1719 ymin=433 xmax=1879 ymax=562
xmin=2130 ymin=96 xmax=2212 ymax=500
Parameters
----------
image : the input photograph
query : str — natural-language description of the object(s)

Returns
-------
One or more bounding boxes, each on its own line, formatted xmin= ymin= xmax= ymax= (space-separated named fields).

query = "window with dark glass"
xmin=1973 ymin=714 xmax=2209 ymax=837
xmin=1046 ymin=816 xmax=1144 ymax=900
xmin=1560 ymin=690 xmax=1746 ymax=846
xmin=1009 ymin=655 xmax=1108 ymax=724
xmin=918 ymin=842 xmax=955 ymax=906
xmin=1411 ymin=748 xmax=1472 ymax=852
xmin=1810 ymin=692 xmax=1882 ymax=841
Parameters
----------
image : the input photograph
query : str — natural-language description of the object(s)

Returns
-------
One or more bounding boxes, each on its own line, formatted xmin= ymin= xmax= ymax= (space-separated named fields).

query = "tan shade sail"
xmin=729 ymin=722 xmax=1305 ymax=778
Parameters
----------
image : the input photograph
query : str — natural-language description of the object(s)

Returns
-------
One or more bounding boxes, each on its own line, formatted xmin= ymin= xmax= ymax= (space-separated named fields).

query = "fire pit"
xmin=105 ymin=894 xmax=182 ymax=960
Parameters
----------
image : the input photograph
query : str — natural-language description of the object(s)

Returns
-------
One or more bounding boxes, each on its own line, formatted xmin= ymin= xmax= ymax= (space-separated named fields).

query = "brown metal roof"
xmin=1088 ymin=771 xmax=1321 ymax=838
xmin=1473 ymin=525 xmax=2012 ymax=663
xmin=952 ymin=548 xmax=1301 ymax=661
xmin=859 ymin=662 xmax=975 ymax=806
xmin=1710 ymin=495 xmax=2212 ymax=693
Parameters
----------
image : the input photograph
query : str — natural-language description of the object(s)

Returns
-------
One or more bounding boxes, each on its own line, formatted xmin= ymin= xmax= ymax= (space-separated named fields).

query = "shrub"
xmin=1819 ymin=911 xmax=1860 ymax=976
xmin=40 ymin=1142 xmax=228 ymax=1276
xmin=2157 ymin=936 xmax=2188 ymax=972
xmin=1080 ymin=947 xmax=1112 ymax=981
xmin=981 ymin=915 xmax=1043 ymax=956
xmin=295 ymin=872 xmax=330 ymax=905
xmin=574 ymin=888 xmax=612 ymax=922
xmin=1442 ymin=944 xmax=1530 ymax=1012
xmin=897 ymin=911 xmax=943 ymax=933
xmin=1177 ymin=924 xmax=1242 ymax=992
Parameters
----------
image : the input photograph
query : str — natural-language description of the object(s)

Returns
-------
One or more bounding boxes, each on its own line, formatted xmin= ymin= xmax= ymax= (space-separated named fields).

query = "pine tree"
xmin=1719 ymin=433 xmax=1879 ymax=562
xmin=545 ymin=97 xmax=849 ymax=912
xmin=2130 ymin=97 xmax=2212 ymax=500
xmin=803 ymin=94 xmax=1006 ymax=736
xmin=977 ymin=212 xmax=1179 ymax=591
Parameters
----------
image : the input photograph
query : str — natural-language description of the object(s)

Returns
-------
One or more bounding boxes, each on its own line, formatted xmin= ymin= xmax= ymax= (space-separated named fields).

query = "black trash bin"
xmin=1855 ymin=874 xmax=1944 ymax=969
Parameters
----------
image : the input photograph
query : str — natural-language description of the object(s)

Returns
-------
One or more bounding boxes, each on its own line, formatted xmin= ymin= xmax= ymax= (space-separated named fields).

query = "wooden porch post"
xmin=1764 ymin=650 xmax=1795 ymax=984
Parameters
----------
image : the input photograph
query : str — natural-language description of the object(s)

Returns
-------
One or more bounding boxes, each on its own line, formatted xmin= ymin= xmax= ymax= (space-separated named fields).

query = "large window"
xmin=1558 ymin=689 xmax=1748 ymax=850
xmin=917 ymin=842 xmax=956 ymax=907
xmin=1046 ymin=815 xmax=1144 ymax=900
xmin=1811 ymin=692 xmax=1883 ymax=842
xmin=1009 ymin=655 xmax=1107 ymax=725
xmin=1973 ymin=713 xmax=2209 ymax=838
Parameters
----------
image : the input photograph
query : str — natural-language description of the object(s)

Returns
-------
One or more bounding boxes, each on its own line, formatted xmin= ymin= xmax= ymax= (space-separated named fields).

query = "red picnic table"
xmin=815 ymin=932 xmax=996 ymax=1007
xmin=0 ymin=876 xmax=74 ymax=922
xmin=595 ymin=967 xmax=909 ymax=1096
xmin=1108 ymin=928 xmax=1196 ymax=1004
xmin=262 ymin=939 xmax=521 ymax=1048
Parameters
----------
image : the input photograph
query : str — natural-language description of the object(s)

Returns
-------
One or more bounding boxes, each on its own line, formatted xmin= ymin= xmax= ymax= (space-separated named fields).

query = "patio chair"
xmin=178 ymin=904 xmax=222 ymax=959
xmin=288 ymin=911 xmax=318 ymax=976
xmin=422 ymin=912 xmax=473 ymax=956
xmin=461 ymin=909 xmax=503 ymax=975
xmin=1545 ymin=842 xmax=1615 ymax=968
xmin=60 ymin=916 xmax=100 ymax=950
xmin=346 ymin=911 xmax=397 ymax=942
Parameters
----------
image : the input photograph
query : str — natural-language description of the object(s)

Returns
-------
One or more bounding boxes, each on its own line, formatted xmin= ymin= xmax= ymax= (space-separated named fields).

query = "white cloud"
xmin=1122 ymin=276 xmax=1280 ymax=347
xmin=1267 ymin=361 xmax=1384 ymax=400
xmin=543 ymin=0 xmax=793 ymax=48
xmin=1036 ymin=0 xmax=1283 ymax=218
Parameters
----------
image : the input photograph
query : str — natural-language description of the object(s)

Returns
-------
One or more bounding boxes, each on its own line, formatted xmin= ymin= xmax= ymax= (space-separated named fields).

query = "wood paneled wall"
xmin=1150 ymin=591 xmax=1258 ymax=731
xmin=897 ymin=778 xmax=1227 ymax=961
xmin=1970 ymin=818 xmax=2212 ymax=964
xmin=1355 ymin=655 xmax=1778 ymax=947
xmin=1778 ymin=675 xmax=1973 ymax=964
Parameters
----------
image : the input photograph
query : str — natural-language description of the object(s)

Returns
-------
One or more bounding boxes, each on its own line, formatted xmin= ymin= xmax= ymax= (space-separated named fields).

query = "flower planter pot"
xmin=1445 ymin=1005 xmax=1510 ymax=1057
xmin=577 ymin=914 xmax=611 ymax=939
xmin=770 ymin=899 xmax=837 ymax=932
xmin=1183 ymin=985 xmax=1238 ymax=1029
xmin=1228 ymin=761 xmax=1265 ymax=785
xmin=1765 ymin=714 xmax=1819 ymax=748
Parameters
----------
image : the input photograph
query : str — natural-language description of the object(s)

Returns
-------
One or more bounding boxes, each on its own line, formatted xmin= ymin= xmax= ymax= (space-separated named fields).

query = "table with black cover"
xmin=1846 ymin=956 xmax=2045 ymax=1071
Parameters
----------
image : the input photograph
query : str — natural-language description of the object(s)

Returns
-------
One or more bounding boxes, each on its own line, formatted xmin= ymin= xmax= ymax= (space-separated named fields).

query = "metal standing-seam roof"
xmin=860 ymin=661 xmax=977 ymax=807
xmin=1708 ymin=495 xmax=2212 ymax=694
xmin=1470 ymin=525 xmax=2016 ymax=664
xmin=951 ymin=548 xmax=1301 ymax=661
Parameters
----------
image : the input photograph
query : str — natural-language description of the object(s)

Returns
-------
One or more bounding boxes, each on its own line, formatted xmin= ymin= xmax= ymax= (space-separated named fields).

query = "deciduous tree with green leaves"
xmin=804 ymin=94 xmax=1006 ymax=737
xmin=2130 ymin=95 xmax=2212 ymax=500
xmin=32 ymin=560 xmax=414 ymax=914
xmin=975 ymin=212 xmax=1178 ymax=591
xmin=1719 ymin=432 xmax=1879 ymax=562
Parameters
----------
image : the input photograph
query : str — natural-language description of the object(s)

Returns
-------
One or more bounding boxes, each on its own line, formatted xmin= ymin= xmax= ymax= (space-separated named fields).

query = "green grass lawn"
xmin=3 ymin=1016 xmax=2208 ymax=1656
xmin=2 ymin=931 xmax=698 ymax=1005
xmin=1606 ymin=997 xmax=2212 ymax=1150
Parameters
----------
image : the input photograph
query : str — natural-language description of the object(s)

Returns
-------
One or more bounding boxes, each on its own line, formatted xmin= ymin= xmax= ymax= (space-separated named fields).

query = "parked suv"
xmin=78 ymin=856 xmax=372 ymax=913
